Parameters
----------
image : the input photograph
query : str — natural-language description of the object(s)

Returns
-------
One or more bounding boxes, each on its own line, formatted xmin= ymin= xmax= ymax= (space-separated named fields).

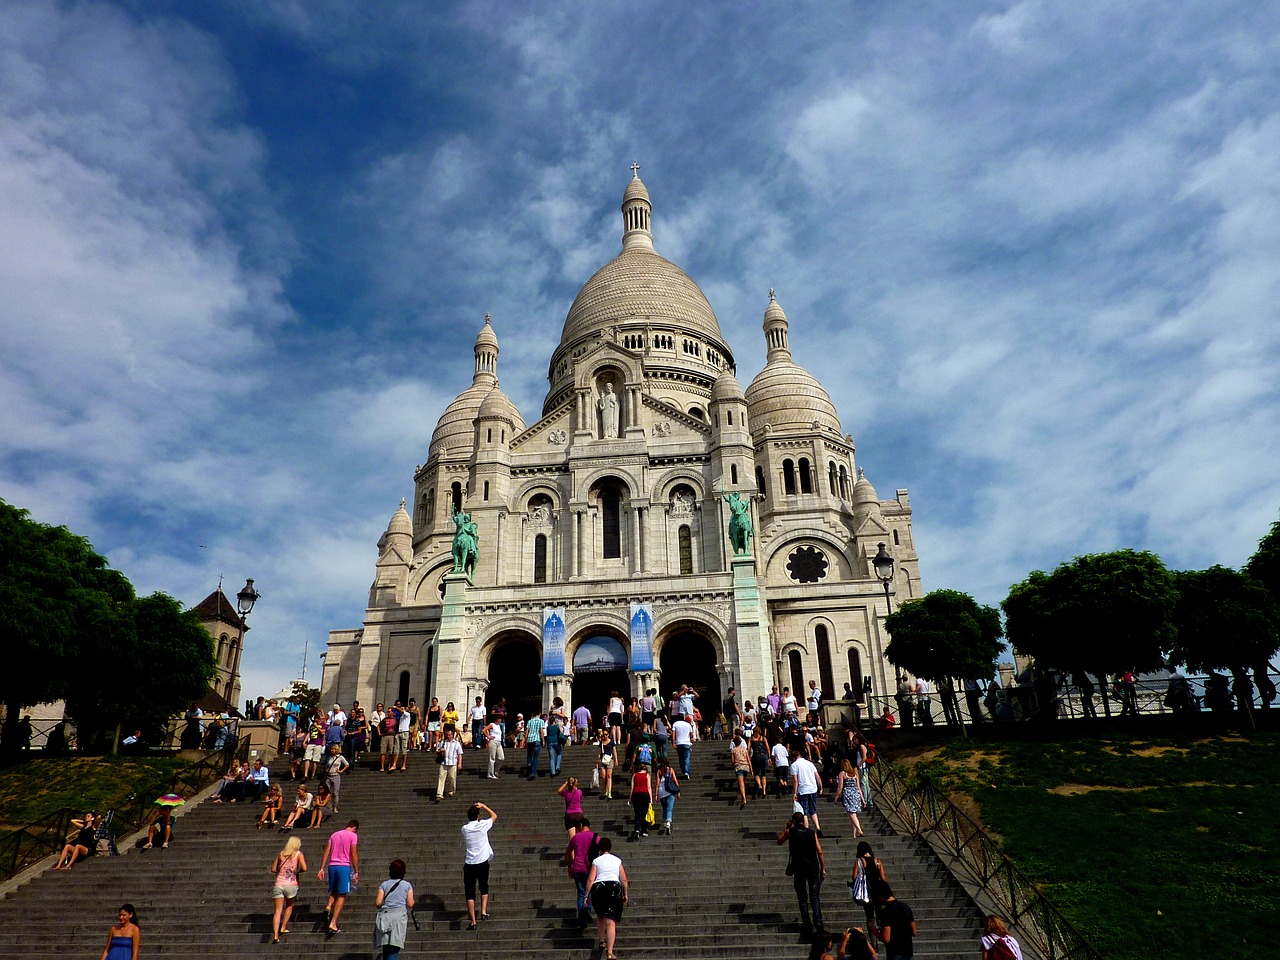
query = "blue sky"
xmin=2 ymin=1 xmax=1278 ymax=700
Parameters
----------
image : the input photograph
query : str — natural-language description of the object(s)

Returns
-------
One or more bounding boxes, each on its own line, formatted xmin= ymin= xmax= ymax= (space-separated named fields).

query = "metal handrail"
xmin=871 ymin=757 xmax=1103 ymax=960
xmin=0 ymin=735 xmax=249 ymax=883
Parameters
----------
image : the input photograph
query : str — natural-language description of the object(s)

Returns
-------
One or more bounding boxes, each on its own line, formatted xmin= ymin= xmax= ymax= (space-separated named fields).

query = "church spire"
xmin=762 ymin=290 xmax=791 ymax=363
xmin=473 ymin=313 xmax=499 ymax=386
xmin=620 ymin=164 xmax=654 ymax=253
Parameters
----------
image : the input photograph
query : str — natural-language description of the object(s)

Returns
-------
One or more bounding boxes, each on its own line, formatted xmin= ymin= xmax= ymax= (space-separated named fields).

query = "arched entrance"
xmin=659 ymin=631 xmax=721 ymax=727
xmin=571 ymin=635 xmax=629 ymax=724
xmin=486 ymin=637 xmax=542 ymax=722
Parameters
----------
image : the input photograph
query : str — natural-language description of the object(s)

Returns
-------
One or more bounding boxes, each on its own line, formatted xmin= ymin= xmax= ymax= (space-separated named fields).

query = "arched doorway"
xmin=659 ymin=630 xmax=721 ymax=728
xmin=486 ymin=637 xmax=542 ymax=722
xmin=571 ymin=634 xmax=629 ymax=725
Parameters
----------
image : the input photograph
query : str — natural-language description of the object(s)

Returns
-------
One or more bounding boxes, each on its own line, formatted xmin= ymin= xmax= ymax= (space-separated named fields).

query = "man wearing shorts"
xmin=771 ymin=739 xmax=792 ymax=789
xmin=395 ymin=701 xmax=412 ymax=770
xmin=572 ymin=704 xmax=592 ymax=744
xmin=317 ymin=819 xmax=359 ymax=935
xmin=461 ymin=802 xmax=498 ymax=930
xmin=791 ymin=747 xmax=823 ymax=835
xmin=380 ymin=701 xmax=403 ymax=772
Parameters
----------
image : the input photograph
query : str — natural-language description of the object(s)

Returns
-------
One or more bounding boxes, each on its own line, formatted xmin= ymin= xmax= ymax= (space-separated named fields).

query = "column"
xmin=572 ymin=510 xmax=583 ymax=578
xmin=631 ymin=505 xmax=642 ymax=575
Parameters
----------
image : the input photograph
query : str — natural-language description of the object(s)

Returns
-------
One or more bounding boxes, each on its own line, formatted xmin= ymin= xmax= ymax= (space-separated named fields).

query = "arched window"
xmin=756 ymin=467 xmax=766 ymax=497
xmin=730 ymin=464 xmax=738 ymax=485
xmin=689 ymin=406 xmax=705 ymax=420
xmin=486 ymin=428 xmax=492 ymax=443
xmin=601 ymin=484 xmax=622 ymax=559
xmin=799 ymin=458 xmax=813 ymax=494
xmin=727 ymin=410 xmax=734 ymax=425
xmin=678 ymin=525 xmax=693 ymax=575
xmin=483 ymin=480 xmax=490 ymax=501
xmin=893 ymin=529 xmax=900 ymax=546
xmin=217 ymin=633 xmax=228 ymax=664
xmin=426 ymin=488 xmax=435 ymax=523
xmin=847 ymin=647 xmax=865 ymax=696
xmin=398 ymin=671 xmax=411 ymax=706
xmin=534 ymin=534 xmax=548 ymax=583
xmin=838 ymin=465 xmax=849 ymax=500
xmin=788 ymin=650 xmax=804 ymax=697
xmin=829 ymin=462 xmax=838 ymax=496
xmin=451 ymin=482 xmax=462 ymax=514
xmin=815 ymin=625 xmax=835 ymax=702
xmin=783 ymin=459 xmax=796 ymax=495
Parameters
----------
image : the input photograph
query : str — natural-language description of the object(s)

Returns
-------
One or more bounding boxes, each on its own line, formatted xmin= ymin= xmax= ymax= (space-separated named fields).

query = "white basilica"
xmin=321 ymin=172 xmax=923 ymax=721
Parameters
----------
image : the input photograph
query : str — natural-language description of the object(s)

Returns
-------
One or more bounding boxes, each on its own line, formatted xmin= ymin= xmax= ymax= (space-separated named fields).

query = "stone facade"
xmin=322 ymin=172 xmax=922 ymax=722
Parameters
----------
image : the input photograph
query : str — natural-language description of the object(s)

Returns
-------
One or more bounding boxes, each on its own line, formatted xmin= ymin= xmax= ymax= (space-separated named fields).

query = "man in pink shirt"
xmin=318 ymin=819 xmax=359 ymax=935
xmin=564 ymin=815 xmax=597 ymax=929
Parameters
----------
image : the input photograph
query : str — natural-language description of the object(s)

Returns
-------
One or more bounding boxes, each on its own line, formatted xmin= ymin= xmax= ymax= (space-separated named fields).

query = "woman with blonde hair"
xmin=980 ymin=915 xmax=1023 ymax=959
xmin=269 ymin=835 xmax=307 ymax=943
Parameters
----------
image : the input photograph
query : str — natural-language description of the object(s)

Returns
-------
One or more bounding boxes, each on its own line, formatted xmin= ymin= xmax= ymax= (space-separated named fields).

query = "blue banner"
xmin=629 ymin=602 xmax=654 ymax=671
xmin=542 ymin=607 xmax=566 ymax=676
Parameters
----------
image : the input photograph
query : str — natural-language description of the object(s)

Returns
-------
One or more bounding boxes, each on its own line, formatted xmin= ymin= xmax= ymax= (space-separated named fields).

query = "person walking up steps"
xmin=318 ymin=819 xmax=359 ymax=936
xmin=461 ymin=802 xmax=498 ymax=931
xmin=777 ymin=811 xmax=825 ymax=937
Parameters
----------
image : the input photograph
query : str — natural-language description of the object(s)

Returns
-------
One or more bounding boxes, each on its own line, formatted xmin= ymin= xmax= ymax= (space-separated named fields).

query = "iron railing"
xmin=0 ymin=735 xmax=249 ymax=883
xmin=871 ymin=757 xmax=1103 ymax=960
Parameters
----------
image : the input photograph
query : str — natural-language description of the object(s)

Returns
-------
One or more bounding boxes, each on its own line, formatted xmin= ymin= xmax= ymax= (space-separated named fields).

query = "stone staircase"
xmin=0 ymin=743 xmax=982 ymax=958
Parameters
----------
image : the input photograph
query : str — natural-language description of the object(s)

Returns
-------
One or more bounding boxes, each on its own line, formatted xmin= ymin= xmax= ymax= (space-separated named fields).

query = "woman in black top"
xmin=54 ymin=811 xmax=97 ymax=870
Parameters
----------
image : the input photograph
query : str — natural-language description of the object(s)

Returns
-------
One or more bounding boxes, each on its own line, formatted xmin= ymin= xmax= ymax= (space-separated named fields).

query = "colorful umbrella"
xmin=154 ymin=794 xmax=185 ymax=808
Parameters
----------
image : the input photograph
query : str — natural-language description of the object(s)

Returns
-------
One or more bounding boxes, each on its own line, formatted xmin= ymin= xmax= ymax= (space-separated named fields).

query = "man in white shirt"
xmin=672 ymin=714 xmax=695 ymax=777
xmin=807 ymin=680 xmax=822 ymax=724
xmin=394 ymin=702 xmax=412 ymax=771
xmin=771 ymin=740 xmax=791 ymax=789
xmin=469 ymin=697 xmax=488 ymax=750
xmin=790 ymin=747 xmax=823 ymax=834
xmin=435 ymin=727 xmax=464 ymax=802
xmin=915 ymin=677 xmax=934 ymax=726
xmin=461 ymin=801 xmax=498 ymax=930
xmin=329 ymin=703 xmax=347 ymax=728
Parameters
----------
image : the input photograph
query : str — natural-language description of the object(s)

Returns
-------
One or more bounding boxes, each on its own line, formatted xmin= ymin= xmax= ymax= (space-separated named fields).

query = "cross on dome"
xmin=630 ymin=161 xmax=641 ymax=178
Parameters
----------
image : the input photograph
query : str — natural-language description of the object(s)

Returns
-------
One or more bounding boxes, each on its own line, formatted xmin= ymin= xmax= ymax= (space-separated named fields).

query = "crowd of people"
xmin=68 ymin=681 xmax=1029 ymax=960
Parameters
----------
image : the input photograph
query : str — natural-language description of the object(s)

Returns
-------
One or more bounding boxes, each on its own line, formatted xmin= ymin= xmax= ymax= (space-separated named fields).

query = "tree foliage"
xmin=1002 ymin=549 xmax=1177 ymax=677
xmin=1244 ymin=513 xmax=1280 ymax=607
xmin=0 ymin=499 xmax=134 ymax=712
xmin=1168 ymin=566 xmax=1280 ymax=675
xmin=884 ymin=589 xmax=1005 ymax=681
xmin=0 ymin=499 xmax=215 ymax=750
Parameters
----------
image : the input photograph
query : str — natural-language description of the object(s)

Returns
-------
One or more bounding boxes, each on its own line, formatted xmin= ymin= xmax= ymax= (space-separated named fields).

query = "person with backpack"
xmin=980 ymin=915 xmax=1023 ymax=960
xmin=875 ymin=884 xmax=917 ymax=960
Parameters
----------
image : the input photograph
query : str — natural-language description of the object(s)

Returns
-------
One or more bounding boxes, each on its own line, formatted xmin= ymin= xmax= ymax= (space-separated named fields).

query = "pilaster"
xmin=731 ymin=555 xmax=774 ymax=700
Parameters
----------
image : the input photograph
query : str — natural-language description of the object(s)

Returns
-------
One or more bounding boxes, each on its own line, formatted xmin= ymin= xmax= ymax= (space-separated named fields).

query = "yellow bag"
xmin=645 ymin=803 xmax=656 ymax=826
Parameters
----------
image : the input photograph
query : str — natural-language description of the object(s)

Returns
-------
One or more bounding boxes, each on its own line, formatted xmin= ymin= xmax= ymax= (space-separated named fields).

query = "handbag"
xmin=591 ymin=767 xmax=600 ymax=789
xmin=850 ymin=868 xmax=870 ymax=904
xmin=663 ymin=772 xmax=680 ymax=795
xmin=645 ymin=803 xmax=656 ymax=826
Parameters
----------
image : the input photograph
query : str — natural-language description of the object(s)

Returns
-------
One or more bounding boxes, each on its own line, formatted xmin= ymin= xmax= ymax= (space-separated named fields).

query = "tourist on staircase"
xmin=586 ymin=836 xmax=628 ymax=960
xmin=525 ymin=711 xmax=545 ymax=779
xmin=318 ymin=819 xmax=359 ymax=936
xmin=461 ymin=802 xmax=498 ymax=931
xmin=564 ymin=815 xmax=597 ymax=929
xmin=371 ymin=857 xmax=416 ymax=960
xmin=834 ymin=759 xmax=866 ymax=838
xmin=485 ymin=717 xmax=504 ymax=779
xmin=596 ymin=728 xmax=617 ymax=799
xmin=269 ymin=834 xmax=305 ymax=943
xmin=628 ymin=762 xmax=651 ymax=841
xmin=99 ymin=903 xmax=140 ymax=960
xmin=559 ymin=776 xmax=584 ymax=838
xmin=654 ymin=757 xmax=679 ymax=835
xmin=777 ymin=811 xmax=826 ymax=937
xmin=435 ymin=727 xmax=464 ymax=802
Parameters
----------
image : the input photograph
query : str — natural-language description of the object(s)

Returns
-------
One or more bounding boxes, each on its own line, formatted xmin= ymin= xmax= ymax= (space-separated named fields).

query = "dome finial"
xmin=762 ymin=291 xmax=791 ymax=363
xmin=473 ymin=313 xmax=499 ymax=386
xmin=621 ymin=166 xmax=654 ymax=253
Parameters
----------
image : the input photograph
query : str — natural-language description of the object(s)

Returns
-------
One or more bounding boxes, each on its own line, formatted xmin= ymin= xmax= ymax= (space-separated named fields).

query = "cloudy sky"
xmin=3 ymin=1 xmax=1278 ymax=700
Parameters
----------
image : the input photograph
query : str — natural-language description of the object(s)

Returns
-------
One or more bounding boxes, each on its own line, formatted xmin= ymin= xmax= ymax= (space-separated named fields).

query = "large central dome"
xmin=544 ymin=172 xmax=733 ymax=414
xmin=560 ymin=248 xmax=725 ymax=346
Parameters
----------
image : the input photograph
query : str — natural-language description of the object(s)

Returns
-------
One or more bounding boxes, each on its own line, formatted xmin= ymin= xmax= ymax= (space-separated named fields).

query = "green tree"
xmin=1245 ymin=513 xmax=1280 ymax=606
xmin=884 ymin=589 xmax=1005 ymax=685
xmin=1003 ymin=549 xmax=1178 ymax=717
xmin=0 ymin=500 xmax=134 ymax=748
xmin=1169 ymin=566 xmax=1280 ymax=717
xmin=68 ymin=593 xmax=217 ymax=752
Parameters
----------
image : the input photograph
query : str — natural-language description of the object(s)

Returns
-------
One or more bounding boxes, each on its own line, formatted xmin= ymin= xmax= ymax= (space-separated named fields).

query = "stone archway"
xmin=571 ymin=633 xmax=630 ymax=724
xmin=486 ymin=634 xmax=542 ymax=723
xmin=659 ymin=630 xmax=721 ymax=730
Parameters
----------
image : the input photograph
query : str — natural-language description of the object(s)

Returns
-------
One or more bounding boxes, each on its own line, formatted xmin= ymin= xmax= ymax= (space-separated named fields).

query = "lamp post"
xmin=872 ymin=543 xmax=894 ymax=611
xmin=233 ymin=579 xmax=260 ymax=713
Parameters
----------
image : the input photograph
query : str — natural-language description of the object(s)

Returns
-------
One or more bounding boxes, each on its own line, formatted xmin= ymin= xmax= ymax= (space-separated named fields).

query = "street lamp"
xmin=236 ymin=578 xmax=260 ymax=618
xmin=872 ymin=543 xmax=895 ymax=610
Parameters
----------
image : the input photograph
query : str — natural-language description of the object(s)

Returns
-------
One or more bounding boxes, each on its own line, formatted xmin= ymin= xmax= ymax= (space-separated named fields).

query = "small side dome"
xmin=852 ymin=467 xmax=879 ymax=507
xmin=745 ymin=293 xmax=841 ymax=436
xmin=386 ymin=499 xmax=413 ymax=538
xmin=477 ymin=385 xmax=527 ymax=431
xmin=711 ymin=369 xmax=745 ymax=403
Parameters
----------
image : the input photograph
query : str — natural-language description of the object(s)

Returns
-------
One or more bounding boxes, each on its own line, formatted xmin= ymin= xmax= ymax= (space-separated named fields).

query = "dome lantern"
xmin=473 ymin=313 xmax=499 ymax=386
xmin=763 ymin=288 xmax=791 ymax=363
xmin=621 ymin=162 xmax=654 ymax=253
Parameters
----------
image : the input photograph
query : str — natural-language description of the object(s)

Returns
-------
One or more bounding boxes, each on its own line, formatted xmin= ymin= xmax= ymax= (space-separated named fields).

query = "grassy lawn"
xmin=0 ymin=755 xmax=186 ymax=830
xmin=904 ymin=733 xmax=1280 ymax=960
